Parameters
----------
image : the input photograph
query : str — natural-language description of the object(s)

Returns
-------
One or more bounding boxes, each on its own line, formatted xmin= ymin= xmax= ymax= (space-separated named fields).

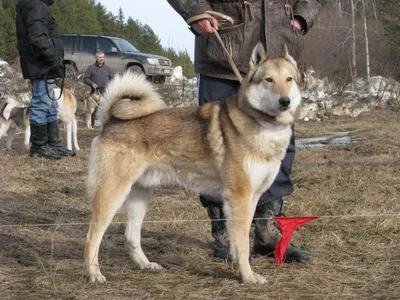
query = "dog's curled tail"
xmin=97 ymin=72 xmax=166 ymax=127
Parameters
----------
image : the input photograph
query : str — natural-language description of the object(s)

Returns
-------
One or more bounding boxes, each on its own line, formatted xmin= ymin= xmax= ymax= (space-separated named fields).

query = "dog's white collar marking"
xmin=255 ymin=118 xmax=287 ymax=130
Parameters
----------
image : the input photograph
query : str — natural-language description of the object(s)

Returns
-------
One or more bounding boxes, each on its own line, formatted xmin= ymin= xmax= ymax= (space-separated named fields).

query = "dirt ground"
xmin=0 ymin=110 xmax=399 ymax=299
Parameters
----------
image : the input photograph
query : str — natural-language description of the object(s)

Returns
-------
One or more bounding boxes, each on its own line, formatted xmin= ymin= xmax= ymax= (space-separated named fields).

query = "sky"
xmin=98 ymin=0 xmax=195 ymax=61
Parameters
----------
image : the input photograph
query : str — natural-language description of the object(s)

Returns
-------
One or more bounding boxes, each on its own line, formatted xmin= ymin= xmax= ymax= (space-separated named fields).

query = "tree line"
xmin=0 ymin=0 xmax=194 ymax=78
xmin=1 ymin=0 xmax=400 ymax=83
xmin=305 ymin=0 xmax=400 ymax=84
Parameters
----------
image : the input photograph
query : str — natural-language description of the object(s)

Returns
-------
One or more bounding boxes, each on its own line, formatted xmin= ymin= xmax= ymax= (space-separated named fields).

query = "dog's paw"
xmin=88 ymin=272 xmax=107 ymax=284
xmin=139 ymin=262 xmax=163 ymax=271
xmin=242 ymin=272 xmax=267 ymax=284
xmin=75 ymin=146 xmax=81 ymax=151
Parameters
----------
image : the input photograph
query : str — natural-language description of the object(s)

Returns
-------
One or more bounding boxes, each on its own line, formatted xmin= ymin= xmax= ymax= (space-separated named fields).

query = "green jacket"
xmin=168 ymin=0 xmax=322 ymax=80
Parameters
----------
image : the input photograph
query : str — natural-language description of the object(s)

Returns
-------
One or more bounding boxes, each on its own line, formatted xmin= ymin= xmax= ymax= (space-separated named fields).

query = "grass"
xmin=0 ymin=110 xmax=399 ymax=299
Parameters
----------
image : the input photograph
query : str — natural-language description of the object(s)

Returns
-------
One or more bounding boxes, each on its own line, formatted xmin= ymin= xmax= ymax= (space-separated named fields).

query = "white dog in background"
xmin=0 ymin=88 xmax=80 ymax=151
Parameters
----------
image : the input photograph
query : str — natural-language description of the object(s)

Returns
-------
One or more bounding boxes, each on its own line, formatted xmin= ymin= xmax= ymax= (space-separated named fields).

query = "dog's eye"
xmin=287 ymin=77 xmax=293 ymax=82
xmin=265 ymin=78 xmax=273 ymax=83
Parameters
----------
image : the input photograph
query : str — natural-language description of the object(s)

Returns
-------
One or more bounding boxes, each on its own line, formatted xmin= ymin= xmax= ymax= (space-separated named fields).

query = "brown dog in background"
xmin=84 ymin=89 xmax=101 ymax=129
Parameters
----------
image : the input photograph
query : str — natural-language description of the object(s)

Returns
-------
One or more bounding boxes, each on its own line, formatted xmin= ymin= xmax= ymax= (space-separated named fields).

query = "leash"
xmin=187 ymin=11 xmax=243 ymax=83
xmin=44 ymin=62 xmax=65 ymax=101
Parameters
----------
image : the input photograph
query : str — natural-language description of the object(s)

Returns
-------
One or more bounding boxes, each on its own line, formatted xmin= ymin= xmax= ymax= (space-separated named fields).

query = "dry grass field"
xmin=0 ymin=110 xmax=399 ymax=299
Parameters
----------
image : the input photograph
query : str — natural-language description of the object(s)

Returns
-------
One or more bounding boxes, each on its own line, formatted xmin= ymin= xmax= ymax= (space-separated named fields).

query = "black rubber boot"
xmin=47 ymin=121 xmax=76 ymax=157
xmin=253 ymin=198 xmax=310 ymax=263
xmin=29 ymin=124 xmax=62 ymax=160
xmin=207 ymin=205 xmax=230 ymax=260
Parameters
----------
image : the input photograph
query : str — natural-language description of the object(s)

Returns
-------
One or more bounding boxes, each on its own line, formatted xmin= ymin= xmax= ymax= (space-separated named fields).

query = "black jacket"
xmin=16 ymin=0 xmax=64 ymax=79
xmin=84 ymin=62 xmax=113 ymax=93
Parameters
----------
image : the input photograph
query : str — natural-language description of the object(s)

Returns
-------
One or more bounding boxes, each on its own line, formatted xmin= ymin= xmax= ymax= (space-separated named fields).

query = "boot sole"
xmin=29 ymin=153 xmax=62 ymax=160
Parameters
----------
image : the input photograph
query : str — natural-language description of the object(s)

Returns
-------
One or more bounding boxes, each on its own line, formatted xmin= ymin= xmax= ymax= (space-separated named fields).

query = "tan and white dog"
xmin=0 ymin=88 xmax=80 ymax=151
xmin=84 ymin=43 xmax=302 ymax=284
xmin=84 ymin=89 xmax=102 ymax=129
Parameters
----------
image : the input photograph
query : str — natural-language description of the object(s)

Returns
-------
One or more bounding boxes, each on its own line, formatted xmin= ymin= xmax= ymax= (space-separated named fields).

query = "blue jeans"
xmin=30 ymin=80 xmax=58 ymax=125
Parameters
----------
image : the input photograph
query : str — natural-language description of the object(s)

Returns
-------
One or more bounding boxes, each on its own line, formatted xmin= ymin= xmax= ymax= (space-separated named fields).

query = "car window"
xmin=61 ymin=36 xmax=75 ymax=51
xmin=81 ymin=37 xmax=96 ymax=53
xmin=112 ymin=39 xmax=138 ymax=53
xmin=98 ymin=38 xmax=118 ymax=54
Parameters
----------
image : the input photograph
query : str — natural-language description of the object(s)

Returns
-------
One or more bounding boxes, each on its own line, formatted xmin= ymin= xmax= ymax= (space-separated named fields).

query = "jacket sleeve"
xmin=293 ymin=0 xmax=322 ymax=33
xmin=25 ymin=5 xmax=57 ymax=62
xmin=167 ymin=0 xmax=212 ymax=22
xmin=84 ymin=66 xmax=94 ymax=86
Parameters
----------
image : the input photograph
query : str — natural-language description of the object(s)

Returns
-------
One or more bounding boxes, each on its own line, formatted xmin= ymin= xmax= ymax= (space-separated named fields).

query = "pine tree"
xmin=0 ymin=0 xmax=194 ymax=77
xmin=0 ymin=4 xmax=17 ymax=62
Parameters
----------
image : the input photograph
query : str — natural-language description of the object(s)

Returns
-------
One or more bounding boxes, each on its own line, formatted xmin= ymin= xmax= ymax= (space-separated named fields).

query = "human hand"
xmin=51 ymin=57 xmax=63 ymax=71
xmin=192 ymin=16 xmax=219 ymax=35
xmin=291 ymin=18 xmax=303 ymax=31
xmin=92 ymin=83 xmax=98 ymax=89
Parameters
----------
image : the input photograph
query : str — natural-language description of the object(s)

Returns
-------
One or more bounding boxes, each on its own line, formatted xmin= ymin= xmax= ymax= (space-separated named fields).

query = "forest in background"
xmin=0 ymin=0 xmax=194 ymax=77
xmin=1 ymin=0 xmax=399 ymax=82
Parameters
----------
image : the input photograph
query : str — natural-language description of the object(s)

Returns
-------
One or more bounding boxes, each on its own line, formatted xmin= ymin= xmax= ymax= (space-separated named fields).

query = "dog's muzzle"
xmin=279 ymin=96 xmax=291 ymax=111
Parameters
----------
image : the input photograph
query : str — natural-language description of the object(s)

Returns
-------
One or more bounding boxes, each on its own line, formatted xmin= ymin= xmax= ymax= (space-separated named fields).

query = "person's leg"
xmin=29 ymin=80 xmax=61 ymax=159
xmin=197 ymin=74 xmax=240 ymax=259
xmin=253 ymin=127 xmax=309 ymax=262
xmin=46 ymin=84 xmax=76 ymax=157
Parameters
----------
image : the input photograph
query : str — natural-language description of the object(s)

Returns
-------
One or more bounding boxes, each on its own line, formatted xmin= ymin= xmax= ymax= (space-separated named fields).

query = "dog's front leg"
xmin=86 ymin=112 xmax=93 ymax=129
xmin=24 ymin=126 xmax=31 ymax=149
xmin=223 ymin=189 xmax=267 ymax=284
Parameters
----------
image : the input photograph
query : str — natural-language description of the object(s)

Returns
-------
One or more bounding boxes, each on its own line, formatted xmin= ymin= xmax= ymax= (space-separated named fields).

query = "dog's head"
xmin=238 ymin=43 xmax=302 ymax=125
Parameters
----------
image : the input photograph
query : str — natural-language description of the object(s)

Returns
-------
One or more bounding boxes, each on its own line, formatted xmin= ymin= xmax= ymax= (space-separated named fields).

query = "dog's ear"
xmin=281 ymin=43 xmax=298 ymax=69
xmin=250 ymin=42 xmax=267 ymax=70
xmin=281 ymin=43 xmax=301 ymax=82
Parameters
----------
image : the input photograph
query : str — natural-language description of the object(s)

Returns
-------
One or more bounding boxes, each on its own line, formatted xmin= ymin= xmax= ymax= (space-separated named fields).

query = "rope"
xmin=186 ymin=11 xmax=243 ymax=82
xmin=1 ymin=213 xmax=399 ymax=228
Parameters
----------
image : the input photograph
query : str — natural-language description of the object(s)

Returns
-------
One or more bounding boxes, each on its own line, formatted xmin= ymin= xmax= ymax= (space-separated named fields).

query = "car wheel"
xmin=128 ymin=65 xmax=144 ymax=75
xmin=64 ymin=64 xmax=76 ymax=79
xmin=157 ymin=76 xmax=166 ymax=84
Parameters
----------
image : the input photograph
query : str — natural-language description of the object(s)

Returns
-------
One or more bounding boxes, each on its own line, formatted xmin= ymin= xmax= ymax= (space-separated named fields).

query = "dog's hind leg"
xmin=84 ymin=150 xmax=145 ymax=283
xmin=5 ymin=123 xmax=16 ymax=150
xmin=123 ymin=184 xmax=163 ymax=270
xmin=0 ymin=120 xmax=11 ymax=140
xmin=65 ymin=121 xmax=72 ymax=150
xmin=224 ymin=187 xmax=267 ymax=284
xmin=72 ymin=116 xmax=80 ymax=151
xmin=85 ymin=180 xmax=136 ymax=283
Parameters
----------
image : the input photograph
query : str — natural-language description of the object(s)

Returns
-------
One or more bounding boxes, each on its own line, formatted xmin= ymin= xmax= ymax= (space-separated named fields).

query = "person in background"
xmin=84 ymin=51 xmax=113 ymax=95
xmin=16 ymin=0 xmax=75 ymax=159
xmin=168 ymin=0 xmax=322 ymax=262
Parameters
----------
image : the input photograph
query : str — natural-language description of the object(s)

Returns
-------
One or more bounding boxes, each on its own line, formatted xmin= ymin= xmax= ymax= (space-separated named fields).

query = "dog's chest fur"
xmin=243 ymin=127 xmax=291 ymax=191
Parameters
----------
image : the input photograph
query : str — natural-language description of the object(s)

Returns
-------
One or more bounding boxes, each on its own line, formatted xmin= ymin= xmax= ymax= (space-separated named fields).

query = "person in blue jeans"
xmin=16 ymin=0 xmax=75 ymax=159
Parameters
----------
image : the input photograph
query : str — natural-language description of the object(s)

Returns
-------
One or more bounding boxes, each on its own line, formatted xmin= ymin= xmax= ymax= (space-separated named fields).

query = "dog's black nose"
xmin=279 ymin=96 xmax=291 ymax=108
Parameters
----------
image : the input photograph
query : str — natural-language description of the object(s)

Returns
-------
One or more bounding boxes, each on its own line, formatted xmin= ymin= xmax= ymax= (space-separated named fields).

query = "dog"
xmin=84 ymin=89 xmax=102 ymax=129
xmin=0 ymin=92 xmax=30 ymax=150
xmin=0 ymin=88 xmax=80 ymax=151
xmin=55 ymin=88 xmax=80 ymax=151
xmin=84 ymin=43 xmax=302 ymax=284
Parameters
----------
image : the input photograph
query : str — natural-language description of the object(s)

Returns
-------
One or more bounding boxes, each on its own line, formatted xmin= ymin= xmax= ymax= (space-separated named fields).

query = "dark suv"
xmin=61 ymin=34 xmax=173 ymax=83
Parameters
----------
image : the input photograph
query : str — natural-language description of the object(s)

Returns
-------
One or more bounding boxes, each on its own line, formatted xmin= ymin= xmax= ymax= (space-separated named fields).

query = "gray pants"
xmin=197 ymin=74 xmax=295 ymax=208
